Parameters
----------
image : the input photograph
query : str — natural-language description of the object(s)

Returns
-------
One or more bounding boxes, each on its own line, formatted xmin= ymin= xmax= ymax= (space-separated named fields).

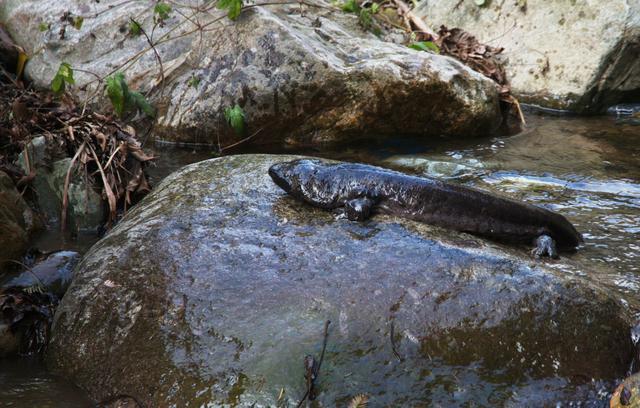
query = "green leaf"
xmin=72 ymin=16 xmax=83 ymax=30
xmin=106 ymin=72 xmax=155 ymax=118
xmin=129 ymin=91 xmax=156 ymax=118
xmin=58 ymin=62 xmax=75 ymax=84
xmin=154 ymin=3 xmax=172 ymax=21
xmin=408 ymin=41 xmax=440 ymax=54
xmin=38 ymin=22 xmax=49 ymax=32
xmin=217 ymin=0 xmax=243 ymax=20
xmin=187 ymin=75 xmax=201 ymax=88
xmin=129 ymin=19 xmax=142 ymax=36
xmin=341 ymin=0 xmax=359 ymax=13
xmin=224 ymin=104 xmax=245 ymax=136
xmin=51 ymin=62 xmax=75 ymax=95
xmin=51 ymin=75 xmax=64 ymax=94
xmin=370 ymin=2 xmax=379 ymax=13
xmin=358 ymin=8 xmax=373 ymax=30
xmin=106 ymin=73 xmax=126 ymax=116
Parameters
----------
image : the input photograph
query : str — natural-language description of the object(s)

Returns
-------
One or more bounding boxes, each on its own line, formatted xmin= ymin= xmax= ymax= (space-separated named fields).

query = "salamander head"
xmin=268 ymin=159 xmax=338 ymax=207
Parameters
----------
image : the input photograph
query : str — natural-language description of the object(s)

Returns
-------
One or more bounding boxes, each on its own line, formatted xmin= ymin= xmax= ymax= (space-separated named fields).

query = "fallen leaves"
xmin=436 ymin=26 xmax=508 ymax=93
xmin=388 ymin=2 xmax=525 ymax=124
xmin=0 ymin=76 xmax=155 ymax=231
xmin=0 ymin=287 xmax=57 ymax=355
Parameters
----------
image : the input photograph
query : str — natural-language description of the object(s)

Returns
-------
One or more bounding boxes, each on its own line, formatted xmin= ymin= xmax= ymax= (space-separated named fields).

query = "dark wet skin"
xmin=269 ymin=159 xmax=583 ymax=257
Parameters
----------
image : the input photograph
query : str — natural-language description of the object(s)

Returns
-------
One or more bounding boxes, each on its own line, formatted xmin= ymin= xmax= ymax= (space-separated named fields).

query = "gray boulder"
xmin=0 ymin=1 xmax=501 ymax=146
xmin=415 ymin=0 xmax=640 ymax=112
xmin=47 ymin=154 xmax=634 ymax=406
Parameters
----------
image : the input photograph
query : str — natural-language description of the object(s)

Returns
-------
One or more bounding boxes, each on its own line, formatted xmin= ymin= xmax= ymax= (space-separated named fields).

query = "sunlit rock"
xmin=415 ymin=1 xmax=640 ymax=112
xmin=1 ymin=0 xmax=501 ymax=146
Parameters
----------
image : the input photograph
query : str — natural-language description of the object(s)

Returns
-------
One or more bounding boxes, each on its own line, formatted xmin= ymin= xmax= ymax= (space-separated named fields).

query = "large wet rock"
xmin=415 ymin=1 xmax=640 ymax=112
xmin=47 ymin=154 xmax=634 ymax=406
xmin=0 ymin=171 xmax=40 ymax=268
xmin=0 ymin=1 xmax=501 ymax=146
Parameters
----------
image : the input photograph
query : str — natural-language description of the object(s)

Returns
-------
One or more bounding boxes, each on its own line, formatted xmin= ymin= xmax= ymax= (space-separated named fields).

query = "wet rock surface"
xmin=0 ymin=0 xmax=501 ymax=146
xmin=0 ymin=171 xmax=40 ymax=267
xmin=48 ymin=154 xmax=634 ymax=406
xmin=415 ymin=1 xmax=640 ymax=112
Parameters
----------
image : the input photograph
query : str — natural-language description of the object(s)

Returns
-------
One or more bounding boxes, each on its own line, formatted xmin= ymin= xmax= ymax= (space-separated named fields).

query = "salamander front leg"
xmin=531 ymin=234 xmax=559 ymax=259
xmin=344 ymin=197 xmax=375 ymax=221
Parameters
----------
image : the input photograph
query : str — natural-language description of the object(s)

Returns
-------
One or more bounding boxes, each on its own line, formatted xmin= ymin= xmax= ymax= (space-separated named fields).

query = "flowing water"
xmin=1 ymin=113 xmax=638 ymax=406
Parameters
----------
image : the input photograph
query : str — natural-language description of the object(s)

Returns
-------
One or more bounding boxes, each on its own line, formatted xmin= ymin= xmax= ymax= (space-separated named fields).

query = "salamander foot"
xmin=532 ymin=235 xmax=559 ymax=259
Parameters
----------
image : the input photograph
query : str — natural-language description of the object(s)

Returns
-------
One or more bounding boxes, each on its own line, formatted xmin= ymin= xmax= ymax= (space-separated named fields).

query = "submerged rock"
xmin=1 ymin=251 xmax=79 ymax=298
xmin=382 ymin=155 xmax=484 ymax=178
xmin=0 ymin=250 xmax=76 ymax=356
xmin=415 ymin=1 xmax=640 ymax=113
xmin=0 ymin=171 xmax=39 ymax=268
xmin=48 ymin=154 xmax=634 ymax=406
xmin=1 ymin=1 xmax=501 ymax=146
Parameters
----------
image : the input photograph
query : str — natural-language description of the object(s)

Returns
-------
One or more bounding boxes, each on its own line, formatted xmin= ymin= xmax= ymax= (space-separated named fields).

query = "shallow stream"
xmin=1 ymin=113 xmax=638 ymax=406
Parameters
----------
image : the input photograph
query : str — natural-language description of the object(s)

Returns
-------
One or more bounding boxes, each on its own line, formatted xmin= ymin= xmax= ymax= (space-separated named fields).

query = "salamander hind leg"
xmin=531 ymin=234 xmax=559 ymax=259
xmin=344 ymin=198 xmax=375 ymax=221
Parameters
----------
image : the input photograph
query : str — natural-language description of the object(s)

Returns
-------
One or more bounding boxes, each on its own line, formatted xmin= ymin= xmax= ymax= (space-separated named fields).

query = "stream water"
xmin=1 ymin=113 xmax=638 ymax=406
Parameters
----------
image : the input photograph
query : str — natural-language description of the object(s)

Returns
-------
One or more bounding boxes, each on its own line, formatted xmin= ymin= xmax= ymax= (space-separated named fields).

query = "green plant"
xmin=217 ymin=0 xmax=244 ymax=20
xmin=224 ymin=104 xmax=245 ymax=136
xmin=51 ymin=62 xmax=75 ymax=95
xmin=154 ymin=2 xmax=172 ymax=24
xmin=187 ymin=75 xmax=201 ymax=88
xmin=129 ymin=19 xmax=142 ymax=36
xmin=105 ymin=72 xmax=155 ymax=117
xmin=359 ymin=7 xmax=373 ymax=29
xmin=38 ymin=22 xmax=49 ymax=32
xmin=71 ymin=16 xmax=83 ymax=29
xmin=341 ymin=0 xmax=359 ymax=13
xmin=408 ymin=41 xmax=440 ymax=54
xmin=339 ymin=0 xmax=381 ymax=33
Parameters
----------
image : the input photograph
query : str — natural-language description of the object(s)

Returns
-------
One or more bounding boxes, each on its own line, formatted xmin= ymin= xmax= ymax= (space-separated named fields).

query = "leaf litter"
xmin=0 ymin=75 xmax=155 ymax=230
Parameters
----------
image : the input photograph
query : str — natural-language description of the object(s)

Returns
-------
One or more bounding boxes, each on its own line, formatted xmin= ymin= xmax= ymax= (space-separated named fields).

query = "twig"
xmin=296 ymin=320 xmax=331 ymax=408
xmin=317 ymin=320 xmax=330 ymax=373
xmin=88 ymin=144 xmax=117 ymax=226
xmin=5 ymin=260 xmax=47 ymax=290
xmin=389 ymin=320 xmax=403 ymax=362
xmin=219 ymin=127 xmax=264 ymax=152
xmin=0 ymin=64 xmax=19 ymax=88
xmin=80 ymin=0 xmax=332 ymax=97
xmin=392 ymin=0 xmax=438 ymax=40
xmin=79 ymin=0 xmax=139 ymax=18
xmin=103 ymin=143 xmax=125 ymax=170
xmin=61 ymin=141 xmax=86 ymax=232
xmin=131 ymin=18 xmax=166 ymax=98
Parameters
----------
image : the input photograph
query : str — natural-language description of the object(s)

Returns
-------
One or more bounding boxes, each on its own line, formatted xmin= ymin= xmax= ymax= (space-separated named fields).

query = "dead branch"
xmin=392 ymin=0 xmax=438 ymax=40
